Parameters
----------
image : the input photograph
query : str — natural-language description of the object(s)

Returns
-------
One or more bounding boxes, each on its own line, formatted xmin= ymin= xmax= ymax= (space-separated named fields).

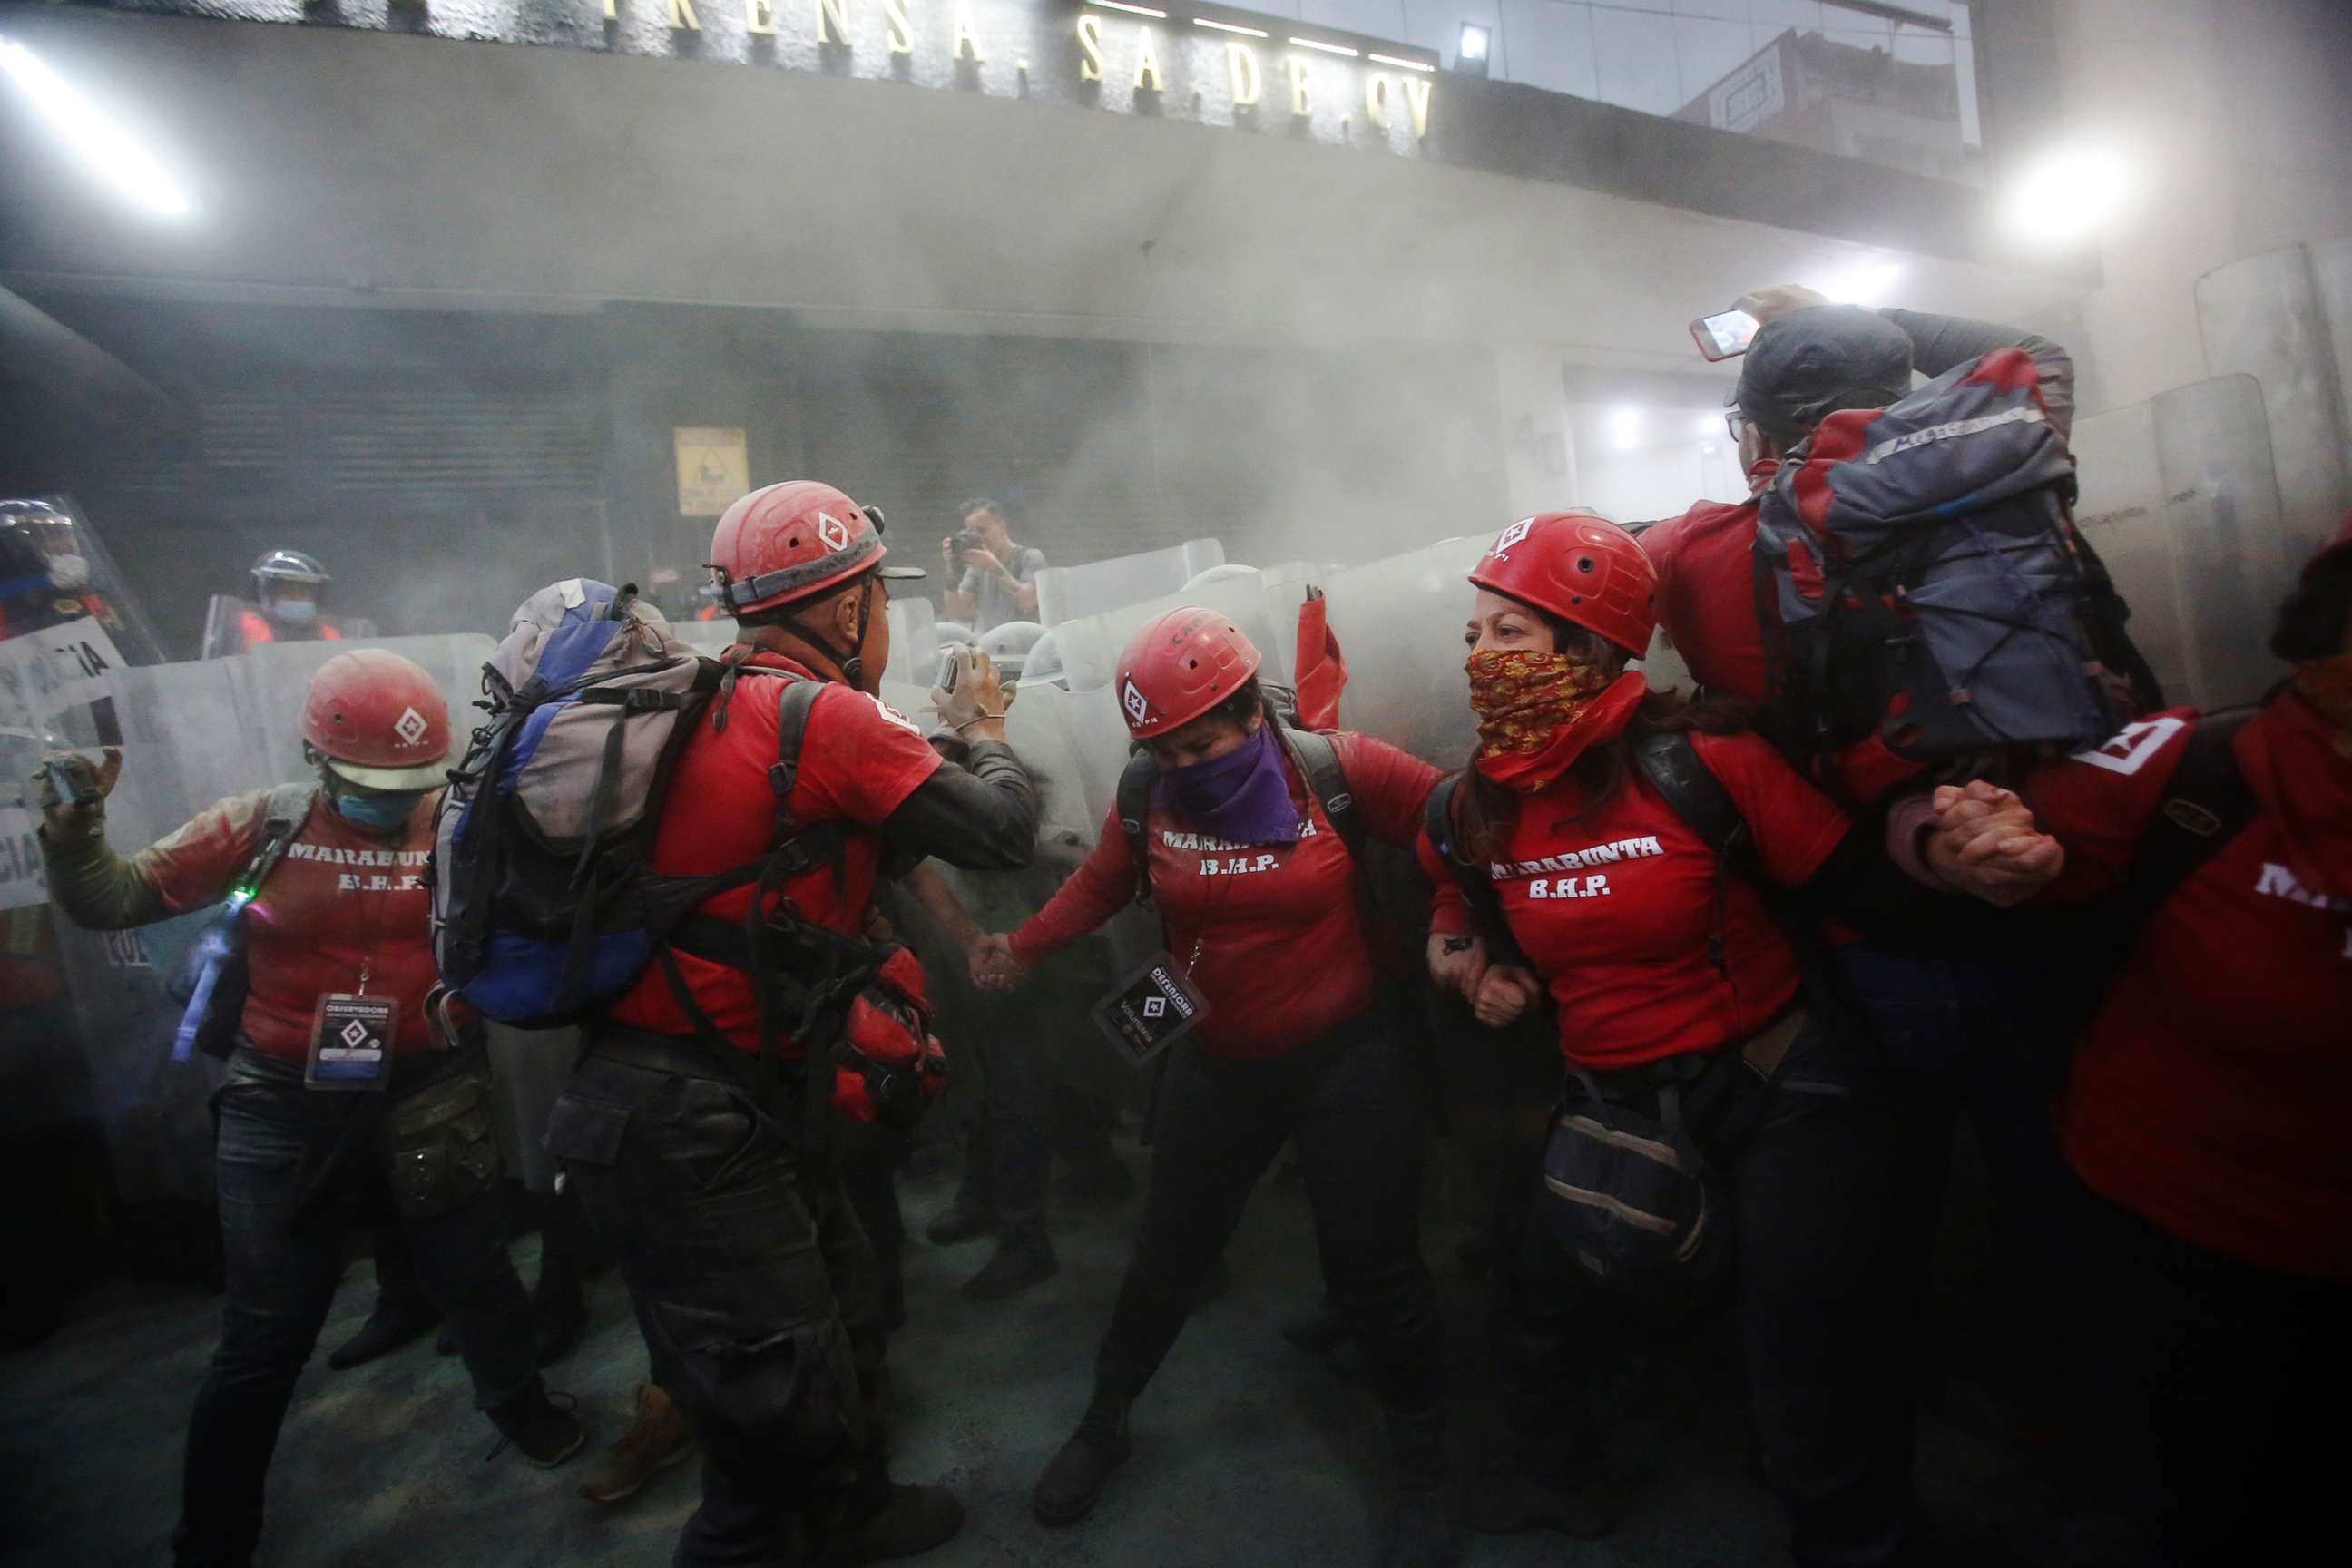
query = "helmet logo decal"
xmin=815 ymin=511 xmax=851 ymax=553
xmin=1492 ymin=519 xmax=1534 ymax=560
xmin=1122 ymin=679 xmax=1152 ymax=727
xmin=392 ymin=706 xmax=430 ymax=747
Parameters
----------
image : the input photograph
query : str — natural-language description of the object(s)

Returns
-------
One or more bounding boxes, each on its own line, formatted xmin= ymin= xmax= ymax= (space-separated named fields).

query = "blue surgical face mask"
xmin=332 ymin=789 xmax=423 ymax=831
xmin=270 ymin=598 xmax=318 ymax=625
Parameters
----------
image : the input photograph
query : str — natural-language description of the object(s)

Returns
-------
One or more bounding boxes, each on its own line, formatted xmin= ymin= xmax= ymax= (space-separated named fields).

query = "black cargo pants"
xmin=1499 ymin=1019 xmax=1904 ymax=1568
xmin=1094 ymin=1016 xmax=1442 ymax=1416
xmin=548 ymin=1030 xmax=885 ymax=1568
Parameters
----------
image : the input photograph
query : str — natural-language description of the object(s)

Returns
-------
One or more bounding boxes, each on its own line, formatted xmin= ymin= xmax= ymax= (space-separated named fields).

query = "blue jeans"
xmin=173 ymin=1054 xmax=538 ymax=1568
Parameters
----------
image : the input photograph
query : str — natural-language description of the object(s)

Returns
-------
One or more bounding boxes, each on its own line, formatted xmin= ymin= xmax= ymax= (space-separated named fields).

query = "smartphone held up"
xmin=1690 ymin=308 xmax=1759 ymax=361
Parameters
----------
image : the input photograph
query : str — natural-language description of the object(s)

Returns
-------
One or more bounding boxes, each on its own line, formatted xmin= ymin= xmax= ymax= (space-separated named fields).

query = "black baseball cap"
xmin=1735 ymin=305 xmax=1915 ymax=445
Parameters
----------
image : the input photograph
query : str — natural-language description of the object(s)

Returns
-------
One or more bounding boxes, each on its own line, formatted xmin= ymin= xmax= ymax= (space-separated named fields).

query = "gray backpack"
xmin=429 ymin=583 xmax=832 ymax=1025
xmin=1752 ymin=346 xmax=2161 ymax=797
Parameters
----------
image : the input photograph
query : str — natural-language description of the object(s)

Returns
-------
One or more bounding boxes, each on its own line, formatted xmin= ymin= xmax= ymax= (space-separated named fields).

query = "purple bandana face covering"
xmin=1157 ymin=723 xmax=1303 ymax=846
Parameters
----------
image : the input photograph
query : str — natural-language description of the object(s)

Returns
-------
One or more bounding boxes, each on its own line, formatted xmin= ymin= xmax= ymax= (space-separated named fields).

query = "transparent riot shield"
xmin=1032 ymin=538 xmax=1226 ymax=627
xmin=1318 ymin=534 xmax=1492 ymax=769
xmin=2195 ymin=245 xmax=2351 ymax=564
xmin=2069 ymin=399 xmax=2200 ymax=707
xmin=2151 ymin=377 xmax=2296 ymax=710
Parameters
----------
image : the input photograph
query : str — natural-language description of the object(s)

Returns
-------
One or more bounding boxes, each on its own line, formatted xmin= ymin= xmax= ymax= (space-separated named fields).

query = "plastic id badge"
xmin=1090 ymin=953 xmax=1210 ymax=1071
xmin=306 ymin=994 xmax=397 ymax=1090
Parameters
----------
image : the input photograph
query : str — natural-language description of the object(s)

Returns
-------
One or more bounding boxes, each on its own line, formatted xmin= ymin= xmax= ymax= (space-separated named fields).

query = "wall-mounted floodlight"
xmin=0 ymin=34 xmax=193 ymax=220
xmin=1455 ymin=23 xmax=1491 ymax=78
xmin=2004 ymin=142 xmax=2132 ymax=249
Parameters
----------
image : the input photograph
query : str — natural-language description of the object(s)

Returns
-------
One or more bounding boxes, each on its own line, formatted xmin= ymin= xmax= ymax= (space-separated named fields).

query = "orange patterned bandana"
xmin=1467 ymin=651 xmax=1648 ymax=793
xmin=2294 ymin=653 xmax=2352 ymax=759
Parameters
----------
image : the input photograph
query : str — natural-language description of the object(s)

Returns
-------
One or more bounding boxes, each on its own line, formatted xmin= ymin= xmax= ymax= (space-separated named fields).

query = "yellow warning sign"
xmin=673 ymin=426 xmax=749 ymax=517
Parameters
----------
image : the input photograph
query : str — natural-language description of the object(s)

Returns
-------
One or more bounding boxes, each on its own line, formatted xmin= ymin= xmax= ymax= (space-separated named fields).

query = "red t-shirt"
xmin=604 ymin=653 xmax=942 ymax=1054
xmin=1641 ymin=475 xmax=1926 ymax=805
xmin=1642 ymin=491 xmax=1771 ymax=705
xmin=1422 ymin=730 xmax=1849 ymax=1071
xmin=137 ymin=789 xmax=441 ymax=1060
xmin=1011 ymin=732 xmax=1438 ymax=1060
xmin=2025 ymin=701 xmax=2352 ymax=1278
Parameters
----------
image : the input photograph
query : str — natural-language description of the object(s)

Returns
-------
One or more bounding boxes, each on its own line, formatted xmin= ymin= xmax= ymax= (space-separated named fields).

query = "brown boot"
xmin=813 ymin=1481 xmax=965 ymax=1565
xmin=577 ymin=1384 xmax=693 ymax=1504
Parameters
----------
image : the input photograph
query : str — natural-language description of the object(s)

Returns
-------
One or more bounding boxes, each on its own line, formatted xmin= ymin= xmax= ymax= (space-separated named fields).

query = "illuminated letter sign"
xmin=1078 ymin=14 xmax=1105 ymax=82
xmin=1225 ymin=40 xmax=1261 ymax=108
xmin=1133 ymin=27 xmax=1163 ymax=93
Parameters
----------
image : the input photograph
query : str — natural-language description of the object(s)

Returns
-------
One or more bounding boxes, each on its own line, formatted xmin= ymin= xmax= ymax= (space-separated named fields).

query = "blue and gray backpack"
xmin=1752 ymin=346 xmax=2161 ymax=798
xmin=429 ymin=580 xmax=825 ymax=1026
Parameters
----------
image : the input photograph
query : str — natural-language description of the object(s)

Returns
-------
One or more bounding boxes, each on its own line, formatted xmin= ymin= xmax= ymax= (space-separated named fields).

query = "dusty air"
xmin=2 ymin=4 xmax=2347 ymax=1568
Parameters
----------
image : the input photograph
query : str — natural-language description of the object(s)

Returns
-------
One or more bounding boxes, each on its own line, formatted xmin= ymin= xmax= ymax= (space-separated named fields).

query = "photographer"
xmin=939 ymin=499 xmax=1045 ymax=635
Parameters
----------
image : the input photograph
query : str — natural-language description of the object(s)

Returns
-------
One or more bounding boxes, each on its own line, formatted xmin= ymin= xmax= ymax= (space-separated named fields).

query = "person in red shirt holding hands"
xmin=1925 ymin=513 xmax=2352 ymax=1567
xmin=1419 ymin=514 xmax=2056 ymax=1568
xmin=36 ymin=650 xmax=580 ymax=1568
xmin=974 ymin=607 xmax=1457 ymax=1568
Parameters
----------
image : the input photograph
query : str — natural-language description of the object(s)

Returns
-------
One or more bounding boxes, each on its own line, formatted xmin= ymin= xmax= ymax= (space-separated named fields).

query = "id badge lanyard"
xmin=307 ymin=896 xmax=399 ymax=1092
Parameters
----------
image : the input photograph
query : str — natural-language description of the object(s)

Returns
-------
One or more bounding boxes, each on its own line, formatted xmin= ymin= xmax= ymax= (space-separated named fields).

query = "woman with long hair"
xmin=1420 ymin=513 xmax=2053 ymax=1568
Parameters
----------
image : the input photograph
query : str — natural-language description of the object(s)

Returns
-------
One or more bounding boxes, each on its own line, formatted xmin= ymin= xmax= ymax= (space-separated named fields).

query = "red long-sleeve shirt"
xmin=1010 ymin=731 xmax=1438 ymax=1059
xmin=2024 ymin=700 xmax=2352 ymax=1278
xmin=1421 ymin=728 xmax=1850 ymax=1072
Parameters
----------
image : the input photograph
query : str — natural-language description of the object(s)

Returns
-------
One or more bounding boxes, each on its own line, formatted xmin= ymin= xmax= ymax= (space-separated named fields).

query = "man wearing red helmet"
xmin=1418 ymin=514 xmax=2055 ymax=1568
xmin=1918 ymin=512 xmax=2352 ymax=1564
xmin=543 ymin=481 xmax=1038 ymax=1568
xmin=36 ymin=648 xmax=581 ymax=1568
xmin=972 ymin=606 xmax=1460 ymax=1568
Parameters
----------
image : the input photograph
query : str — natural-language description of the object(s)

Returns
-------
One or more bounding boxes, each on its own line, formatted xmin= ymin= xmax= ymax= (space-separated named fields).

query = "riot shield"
xmin=2151 ymin=377 xmax=2296 ymax=710
xmin=1032 ymin=538 xmax=1226 ymax=626
xmin=2069 ymin=398 xmax=2200 ymax=707
xmin=1317 ymin=534 xmax=1492 ymax=769
xmin=2195 ymin=244 xmax=2351 ymax=564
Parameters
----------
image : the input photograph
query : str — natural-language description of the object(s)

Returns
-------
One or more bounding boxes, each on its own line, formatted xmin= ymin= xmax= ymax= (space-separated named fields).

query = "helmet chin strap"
xmin=773 ymin=575 xmax=875 ymax=688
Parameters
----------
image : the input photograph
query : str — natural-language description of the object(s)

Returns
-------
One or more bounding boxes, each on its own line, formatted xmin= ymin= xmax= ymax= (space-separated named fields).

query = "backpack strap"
xmin=2122 ymin=712 xmax=2258 ymax=921
xmin=1631 ymin=733 xmax=1759 ymax=977
xmin=1116 ymin=750 xmax=1161 ymax=907
xmin=237 ymin=783 xmax=317 ymax=905
xmin=1279 ymin=728 xmax=1364 ymax=866
xmin=1420 ymin=776 xmax=1530 ymax=966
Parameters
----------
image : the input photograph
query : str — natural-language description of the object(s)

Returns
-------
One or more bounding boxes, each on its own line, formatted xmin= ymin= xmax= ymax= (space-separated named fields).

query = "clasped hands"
xmin=966 ymin=933 xmax=1027 ymax=993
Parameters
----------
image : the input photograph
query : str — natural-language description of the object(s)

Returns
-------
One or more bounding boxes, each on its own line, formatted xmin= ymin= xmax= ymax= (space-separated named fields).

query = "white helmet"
xmin=1181 ymin=563 xmax=1262 ymax=591
xmin=979 ymin=620 xmax=1046 ymax=677
xmin=1020 ymin=630 xmax=1065 ymax=688
xmin=933 ymin=620 xmax=975 ymax=647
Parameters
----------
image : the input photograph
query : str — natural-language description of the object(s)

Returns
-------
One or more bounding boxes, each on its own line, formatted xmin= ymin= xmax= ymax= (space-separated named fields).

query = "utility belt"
xmin=652 ymin=907 xmax=946 ymax=1149
xmin=218 ymin=1040 xmax=503 ymax=1233
xmin=1534 ymin=1005 xmax=1820 ymax=1303
xmin=584 ymin=1022 xmax=798 ymax=1098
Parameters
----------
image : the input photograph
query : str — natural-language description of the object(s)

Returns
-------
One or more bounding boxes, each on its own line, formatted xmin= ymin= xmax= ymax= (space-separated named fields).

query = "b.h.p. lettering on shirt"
xmin=1529 ymin=874 xmax=1610 ymax=900
xmin=1200 ymin=853 xmax=1281 ymax=877
xmin=334 ymin=872 xmax=426 ymax=893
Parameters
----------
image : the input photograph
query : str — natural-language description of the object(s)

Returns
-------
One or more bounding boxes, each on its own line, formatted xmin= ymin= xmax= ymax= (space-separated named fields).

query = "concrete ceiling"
xmin=0 ymin=10 xmax=2092 ymax=377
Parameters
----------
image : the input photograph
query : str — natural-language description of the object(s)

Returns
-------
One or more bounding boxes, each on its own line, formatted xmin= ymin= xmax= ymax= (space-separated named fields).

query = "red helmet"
xmin=300 ymin=650 xmax=450 ymax=789
xmin=704 ymin=480 xmax=921 ymax=617
xmin=1115 ymin=607 xmax=1263 ymax=738
xmin=1467 ymin=512 xmax=1657 ymax=658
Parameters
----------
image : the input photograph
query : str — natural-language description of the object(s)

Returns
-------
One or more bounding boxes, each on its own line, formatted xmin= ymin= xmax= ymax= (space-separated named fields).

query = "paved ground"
xmin=0 ymin=1135 xmax=2070 ymax=1567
